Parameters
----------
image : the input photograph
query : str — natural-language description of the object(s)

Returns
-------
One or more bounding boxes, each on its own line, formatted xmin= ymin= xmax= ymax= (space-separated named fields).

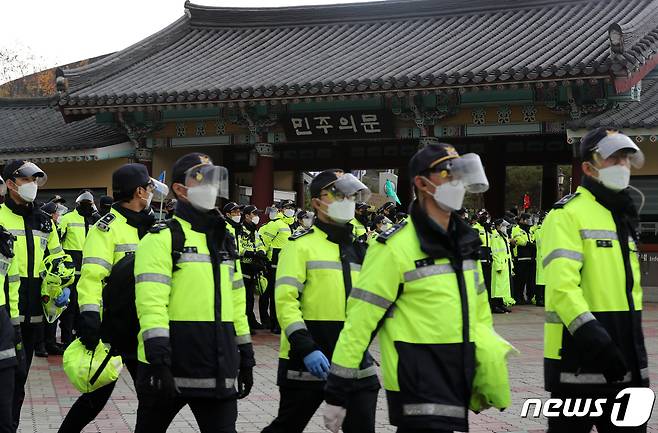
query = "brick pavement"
xmin=18 ymin=304 xmax=657 ymax=433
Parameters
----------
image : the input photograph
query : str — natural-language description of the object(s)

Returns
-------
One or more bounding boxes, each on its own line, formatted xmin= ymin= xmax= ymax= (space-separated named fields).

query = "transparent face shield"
xmin=184 ymin=164 xmax=229 ymax=199
xmin=325 ymin=173 xmax=371 ymax=202
xmin=440 ymin=153 xmax=489 ymax=193
xmin=593 ymin=133 xmax=644 ymax=168
xmin=148 ymin=178 xmax=169 ymax=202
xmin=76 ymin=191 xmax=94 ymax=203
xmin=11 ymin=162 xmax=47 ymax=186
xmin=0 ymin=176 xmax=6 ymax=196
xmin=56 ymin=204 xmax=69 ymax=216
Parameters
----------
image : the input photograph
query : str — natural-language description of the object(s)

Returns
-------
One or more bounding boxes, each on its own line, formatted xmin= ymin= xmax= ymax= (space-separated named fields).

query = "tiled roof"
xmin=0 ymin=97 xmax=128 ymax=153
xmin=58 ymin=0 xmax=658 ymax=110
xmin=569 ymin=77 xmax=658 ymax=128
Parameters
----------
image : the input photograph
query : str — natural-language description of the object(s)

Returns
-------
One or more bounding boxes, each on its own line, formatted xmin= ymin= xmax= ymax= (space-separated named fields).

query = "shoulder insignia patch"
xmin=289 ymin=228 xmax=314 ymax=241
xmin=148 ymin=222 xmax=169 ymax=234
xmin=377 ymin=220 xmax=408 ymax=244
xmin=96 ymin=213 xmax=116 ymax=232
xmin=552 ymin=192 xmax=580 ymax=209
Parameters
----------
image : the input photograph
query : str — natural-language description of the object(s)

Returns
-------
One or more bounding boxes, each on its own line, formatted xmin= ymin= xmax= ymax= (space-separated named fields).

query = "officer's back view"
xmin=542 ymin=128 xmax=650 ymax=433
xmin=133 ymin=153 xmax=254 ymax=433
xmin=59 ymin=163 xmax=163 ymax=433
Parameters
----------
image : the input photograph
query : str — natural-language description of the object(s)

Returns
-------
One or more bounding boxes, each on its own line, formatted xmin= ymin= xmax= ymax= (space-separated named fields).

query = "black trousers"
xmin=261 ymin=250 xmax=281 ymax=330
xmin=513 ymin=259 xmax=534 ymax=303
xmin=57 ymin=359 xmax=138 ymax=433
xmin=547 ymin=391 xmax=648 ymax=433
xmin=243 ymin=275 xmax=258 ymax=327
xmin=262 ymin=386 xmax=378 ymax=433
xmin=0 ymin=367 xmax=15 ymax=433
xmin=480 ymin=261 xmax=492 ymax=300
xmin=12 ymin=322 xmax=37 ymax=431
xmin=135 ymin=395 xmax=237 ymax=433
xmin=535 ymin=284 xmax=545 ymax=304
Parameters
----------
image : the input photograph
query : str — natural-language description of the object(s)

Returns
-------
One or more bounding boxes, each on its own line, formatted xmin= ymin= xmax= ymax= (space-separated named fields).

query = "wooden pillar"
xmin=571 ymin=157 xmax=583 ymax=192
xmin=541 ymin=162 xmax=558 ymax=210
xmin=294 ymin=170 xmax=305 ymax=208
xmin=251 ymin=143 xmax=274 ymax=212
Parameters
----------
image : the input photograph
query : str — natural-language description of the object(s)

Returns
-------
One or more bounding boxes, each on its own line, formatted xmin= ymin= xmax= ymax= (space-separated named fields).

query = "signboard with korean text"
xmin=283 ymin=111 xmax=394 ymax=141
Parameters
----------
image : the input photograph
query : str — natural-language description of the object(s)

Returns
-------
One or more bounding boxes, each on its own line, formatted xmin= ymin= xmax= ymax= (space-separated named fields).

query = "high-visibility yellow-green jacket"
xmin=533 ymin=224 xmax=545 ymax=285
xmin=472 ymin=222 xmax=493 ymax=264
xmin=327 ymin=206 xmax=494 ymax=431
xmin=490 ymin=230 xmax=512 ymax=301
xmin=274 ymin=222 xmax=378 ymax=390
xmin=237 ymin=222 xmax=266 ymax=277
xmin=134 ymin=213 xmax=252 ymax=398
xmin=77 ymin=208 xmax=142 ymax=314
xmin=542 ymin=184 xmax=649 ymax=393
xmin=0 ymin=198 xmax=63 ymax=324
xmin=349 ymin=218 xmax=367 ymax=240
xmin=259 ymin=214 xmax=290 ymax=262
xmin=0 ymin=246 xmax=18 ymax=369
xmin=511 ymin=224 xmax=535 ymax=259
xmin=59 ymin=209 xmax=92 ymax=252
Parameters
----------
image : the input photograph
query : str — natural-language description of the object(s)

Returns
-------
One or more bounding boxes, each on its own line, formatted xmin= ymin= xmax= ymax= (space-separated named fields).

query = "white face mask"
xmin=301 ymin=218 xmax=313 ymax=228
xmin=596 ymin=164 xmax=631 ymax=192
xmin=325 ymin=199 xmax=355 ymax=224
xmin=283 ymin=209 xmax=295 ymax=218
xmin=251 ymin=216 xmax=260 ymax=225
xmin=269 ymin=210 xmax=278 ymax=219
xmin=426 ymin=178 xmax=466 ymax=212
xmin=186 ymin=184 xmax=218 ymax=211
xmin=17 ymin=181 xmax=38 ymax=203
xmin=231 ymin=215 xmax=241 ymax=223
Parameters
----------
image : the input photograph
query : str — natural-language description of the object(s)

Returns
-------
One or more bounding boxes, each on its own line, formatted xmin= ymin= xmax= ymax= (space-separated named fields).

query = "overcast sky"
xmin=1 ymin=0 xmax=375 ymax=72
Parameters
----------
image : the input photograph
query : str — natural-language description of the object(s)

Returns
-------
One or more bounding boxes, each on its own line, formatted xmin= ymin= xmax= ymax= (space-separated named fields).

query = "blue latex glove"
xmin=303 ymin=350 xmax=330 ymax=380
xmin=54 ymin=287 xmax=70 ymax=307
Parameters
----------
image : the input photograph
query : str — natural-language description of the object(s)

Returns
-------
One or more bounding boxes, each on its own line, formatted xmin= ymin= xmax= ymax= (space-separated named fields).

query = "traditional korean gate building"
xmin=29 ymin=0 xmax=658 ymax=219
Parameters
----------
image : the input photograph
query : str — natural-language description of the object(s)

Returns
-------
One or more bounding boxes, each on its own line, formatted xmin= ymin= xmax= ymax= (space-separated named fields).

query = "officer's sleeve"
xmin=476 ymin=260 xmax=493 ymax=328
xmin=513 ymin=227 xmax=527 ymax=247
xmin=259 ymin=224 xmax=274 ymax=251
xmin=135 ymin=230 xmax=172 ymax=365
xmin=231 ymin=261 xmax=250 ymax=342
xmin=331 ymin=241 xmax=401 ymax=374
xmin=59 ymin=217 xmax=68 ymax=241
xmin=275 ymin=240 xmax=318 ymax=356
xmin=6 ymin=257 xmax=19 ymax=323
xmin=491 ymin=236 xmax=504 ymax=271
xmin=256 ymin=233 xmax=267 ymax=254
xmin=77 ymin=226 xmax=113 ymax=312
xmin=542 ymin=210 xmax=613 ymax=351
xmin=47 ymin=223 xmax=64 ymax=256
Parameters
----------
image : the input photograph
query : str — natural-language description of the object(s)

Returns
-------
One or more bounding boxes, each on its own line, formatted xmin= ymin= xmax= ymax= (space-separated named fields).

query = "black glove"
xmin=0 ymin=227 xmax=15 ymax=259
xmin=78 ymin=311 xmax=101 ymax=351
xmin=137 ymin=363 xmax=178 ymax=403
xmin=13 ymin=325 xmax=27 ymax=382
xmin=600 ymin=342 xmax=629 ymax=383
xmin=237 ymin=367 xmax=253 ymax=399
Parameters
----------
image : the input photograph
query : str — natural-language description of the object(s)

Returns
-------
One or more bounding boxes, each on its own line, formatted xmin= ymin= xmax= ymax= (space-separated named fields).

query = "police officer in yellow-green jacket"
xmin=60 ymin=164 xmax=164 ymax=433
xmin=54 ymin=190 xmax=100 ymax=347
xmin=324 ymin=143 xmax=496 ymax=433
xmin=351 ymin=202 xmax=370 ymax=241
xmin=0 ymin=161 xmax=62 ymax=430
xmin=134 ymin=153 xmax=254 ymax=433
xmin=238 ymin=205 xmax=268 ymax=330
xmin=531 ymin=214 xmax=545 ymax=307
xmin=472 ymin=210 xmax=493 ymax=306
xmin=259 ymin=202 xmax=292 ymax=333
xmin=263 ymin=170 xmax=378 ymax=433
xmin=542 ymin=128 xmax=650 ymax=433
xmin=510 ymin=213 xmax=536 ymax=305
xmin=0 ymin=175 xmax=20 ymax=433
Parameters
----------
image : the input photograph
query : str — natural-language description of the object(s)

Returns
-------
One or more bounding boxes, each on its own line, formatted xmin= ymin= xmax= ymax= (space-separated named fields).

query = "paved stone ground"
xmin=18 ymin=304 xmax=658 ymax=433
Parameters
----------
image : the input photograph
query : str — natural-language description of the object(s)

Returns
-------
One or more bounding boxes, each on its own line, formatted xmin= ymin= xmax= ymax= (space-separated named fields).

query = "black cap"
xmin=41 ymin=202 xmax=58 ymax=214
xmin=172 ymin=153 xmax=212 ymax=185
xmin=579 ymin=127 xmax=613 ymax=161
xmin=379 ymin=202 xmax=396 ymax=213
xmin=280 ymin=199 xmax=296 ymax=209
xmin=492 ymin=218 xmax=505 ymax=227
xmin=242 ymin=205 xmax=261 ymax=215
xmin=49 ymin=194 xmax=66 ymax=204
xmin=409 ymin=142 xmax=460 ymax=177
xmin=3 ymin=160 xmax=25 ymax=181
xmin=297 ymin=210 xmax=310 ymax=219
xmin=310 ymin=170 xmax=341 ymax=198
xmin=356 ymin=202 xmax=369 ymax=211
xmin=520 ymin=212 xmax=531 ymax=220
xmin=223 ymin=202 xmax=240 ymax=213
xmin=112 ymin=163 xmax=151 ymax=201
xmin=99 ymin=195 xmax=113 ymax=206
xmin=372 ymin=214 xmax=387 ymax=225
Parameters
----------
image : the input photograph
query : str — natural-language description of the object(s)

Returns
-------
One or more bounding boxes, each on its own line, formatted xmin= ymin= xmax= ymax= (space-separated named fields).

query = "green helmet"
xmin=41 ymin=254 xmax=76 ymax=323
xmin=63 ymin=339 xmax=123 ymax=393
